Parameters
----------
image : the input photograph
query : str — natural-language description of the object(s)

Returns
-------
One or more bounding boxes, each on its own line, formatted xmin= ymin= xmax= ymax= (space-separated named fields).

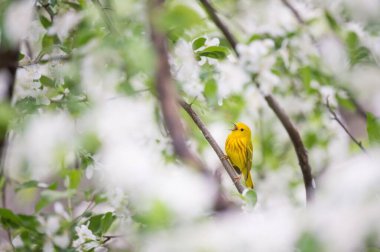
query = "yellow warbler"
xmin=225 ymin=122 xmax=254 ymax=189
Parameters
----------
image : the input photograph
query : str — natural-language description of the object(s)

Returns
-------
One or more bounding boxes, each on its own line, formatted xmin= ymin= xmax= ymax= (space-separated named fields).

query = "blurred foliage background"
xmin=1 ymin=0 xmax=380 ymax=251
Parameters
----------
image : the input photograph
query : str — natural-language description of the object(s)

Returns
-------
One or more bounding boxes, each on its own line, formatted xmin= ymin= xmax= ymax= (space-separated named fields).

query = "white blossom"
xmin=73 ymin=225 xmax=100 ymax=251
xmin=81 ymin=49 xmax=125 ymax=100
xmin=171 ymin=39 xmax=204 ymax=97
xmin=4 ymin=0 xmax=35 ymax=44
xmin=318 ymin=36 xmax=349 ymax=75
xmin=12 ymin=236 xmax=23 ymax=248
xmin=54 ymin=202 xmax=70 ymax=220
xmin=237 ymin=40 xmax=275 ymax=73
xmin=216 ymin=60 xmax=250 ymax=100
xmin=195 ymin=37 xmax=220 ymax=52
xmin=53 ymin=233 xmax=70 ymax=248
xmin=257 ymin=70 xmax=280 ymax=95
xmin=6 ymin=112 xmax=75 ymax=180
xmin=48 ymin=10 xmax=83 ymax=41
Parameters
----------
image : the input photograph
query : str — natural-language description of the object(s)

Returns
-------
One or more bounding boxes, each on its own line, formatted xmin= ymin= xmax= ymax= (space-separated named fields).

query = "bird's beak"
xmin=230 ymin=123 xmax=238 ymax=131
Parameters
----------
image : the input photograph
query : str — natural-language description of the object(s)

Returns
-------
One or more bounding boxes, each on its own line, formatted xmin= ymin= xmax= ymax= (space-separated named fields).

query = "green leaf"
xmin=88 ymin=212 xmax=116 ymax=236
xmin=15 ymin=97 xmax=39 ymax=114
xmin=204 ymin=79 xmax=217 ymax=99
xmin=50 ymin=0 xmax=57 ymax=7
xmin=0 ymin=208 xmax=41 ymax=233
xmin=71 ymin=20 xmax=98 ymax=48
xmin=248 ymin=33 xmax=270 ymax=43
xmin=297 ymin=232 xmax=323 ymax=252
xmin=243 ymin=189 xmax=258 ymax=206
xmin=35 ymin=189 xmax=76 ymax=212
xmin=35 ymin=198 xmax=49 ymax=213
xmin=40 ymin=75 xmax=55 ymax=87
xmin=62 ymin=0 xmax=82 ymax=10
xmin=345 ymin=31 xmax=372 ymax=65
xmin=298 ymin=66 xmax=312 ymax=90
xmin=336 ymin=95 xmax=355 ymax=111
xmin=325 ymin=11 xmax=340 ymax=31
xmin=100 ymin=212 xmax=116 ymax=234
xmin=367 ymin=112 xmax=380 ymax=146
xmin=346 ymin=31 xmax=359 ymax=50
xmin=197 ymin=46 xmax=228 ymax=59
xmin=18 ymin=53 xmax=25 ymax=61
xmin=0 ymin=103 xmax=14 ymax=136
xmin=42 ymin=34 xmax=54 ymax=48
xmin=161 ymin=4 xmax=202 ymax=30
xmin=192 ymin=37 xmax=206 ymax=51
xmin=81 ymin=132 xmax=102 ymax=154
xmin=94 ymin=194 xmax=107 ymax=205
xmin=16 ymin=180 xmax=39 ymax=192
xmin=0 ymin=208 xmax=23 ymax=226
xmin=133 ymin=201 xmax=172 ymax=231
xmin=304 ymin=131 xmax=319 ymax=149
xmin=39 ymin=15 xmax=52 ymax=29
xmin=17 ymin=214 xmax=41 ymax=231
xmin=67 ymin=170 xmax=81 ymax=189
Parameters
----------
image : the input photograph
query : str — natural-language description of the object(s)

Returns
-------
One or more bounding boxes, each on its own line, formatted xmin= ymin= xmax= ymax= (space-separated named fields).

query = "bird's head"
xmin=230 ymin=122 xmax=251 ymax=138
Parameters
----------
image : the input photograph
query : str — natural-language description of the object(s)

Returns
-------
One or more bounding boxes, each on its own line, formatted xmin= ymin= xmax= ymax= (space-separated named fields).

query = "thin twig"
xmin=41 ymin=3 xmax=55 ymax=22
xmin=326 ymin=97 xmax=367 ymax=153
xmin=198 ymin=0 xmax=239 ymax=56
xmin=342 ymin=88 xmax=368 ymax=120
xmin=93 ymin=0 xmax=117 ymax=34
xmin=281 ymin=0 xmax=368 ymax=122
xmin=102 ymin=235 xmax=123 ymax=244
xmin=18 ymin=55 xmax=71 ymax=68
xmin=281 ymin=0 xmax=305 ymax=24
xmin=180 ymin=101 xmax=245 ymax=194
xmin=197 ymin=0 xmax=315 ymax=202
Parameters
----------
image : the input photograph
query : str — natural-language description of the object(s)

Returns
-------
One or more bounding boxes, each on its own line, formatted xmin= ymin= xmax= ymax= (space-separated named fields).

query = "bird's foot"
xmin=233 ymin=175 xmax=241 ymax=184
xmin=221 ymin=155 xmax=229 ymax=161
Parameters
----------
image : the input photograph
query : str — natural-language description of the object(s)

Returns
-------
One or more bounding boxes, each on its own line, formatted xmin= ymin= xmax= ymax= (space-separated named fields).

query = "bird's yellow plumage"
xmin=225 ymin=122 xmax=254 ymax=189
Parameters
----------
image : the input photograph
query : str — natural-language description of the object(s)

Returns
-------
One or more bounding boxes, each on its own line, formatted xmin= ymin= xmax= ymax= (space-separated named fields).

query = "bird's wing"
xmin=244 ymin=139 xmax=253 ymax=181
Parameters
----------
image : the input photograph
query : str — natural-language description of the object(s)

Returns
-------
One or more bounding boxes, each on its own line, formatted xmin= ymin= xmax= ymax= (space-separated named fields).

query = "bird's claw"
xmin=221 ymin=155 xmax=229 ymax=161
xmin=233 ymin=175 xmax=241 ymax=184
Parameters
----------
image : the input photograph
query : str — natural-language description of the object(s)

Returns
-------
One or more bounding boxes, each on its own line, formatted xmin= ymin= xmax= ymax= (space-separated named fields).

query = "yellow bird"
xmin=225 ymin=122 xmax=254 ymax=189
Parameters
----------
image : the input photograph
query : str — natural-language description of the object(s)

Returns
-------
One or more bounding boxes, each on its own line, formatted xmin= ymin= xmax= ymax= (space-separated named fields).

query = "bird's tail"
xmin=245 ymin=172 xmax=254 ymax=189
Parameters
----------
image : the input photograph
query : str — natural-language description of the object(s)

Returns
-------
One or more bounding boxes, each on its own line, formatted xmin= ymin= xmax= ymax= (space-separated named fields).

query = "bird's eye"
xmin=240 ymin=129 xmax=244 ymax=131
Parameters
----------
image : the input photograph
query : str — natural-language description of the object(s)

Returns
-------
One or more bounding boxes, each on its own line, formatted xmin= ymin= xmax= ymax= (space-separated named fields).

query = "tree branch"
xmin=263 ymin=94 xmax=314 ymax=200
xmin=148 ymin=0 xmax=209 ymax=174
xmin=180 ymin=101 xmax=245 ymax=194
xmin=326 ymin=98 xmax=367 ymax=153
xmin=148 ymin=0 xmax=236 ymax=210
xmin=198 ymin=0 xmax=315 ymax=201
xmin=197 ymin=0 xmax=239 ymax=56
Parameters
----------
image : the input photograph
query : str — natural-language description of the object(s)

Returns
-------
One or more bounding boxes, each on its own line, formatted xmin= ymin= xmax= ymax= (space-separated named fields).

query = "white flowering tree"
xmin=1 ymin=0 xmax=380 ymax=251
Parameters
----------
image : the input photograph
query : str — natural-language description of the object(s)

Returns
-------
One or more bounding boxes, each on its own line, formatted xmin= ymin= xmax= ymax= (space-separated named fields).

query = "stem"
xmin=180 ymin=101 xmax=245 ymax=194
xmin=198 ymin=0 xmax=239 ymax=56
xmin=326 ymin=98 xmax=367 ymax=153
